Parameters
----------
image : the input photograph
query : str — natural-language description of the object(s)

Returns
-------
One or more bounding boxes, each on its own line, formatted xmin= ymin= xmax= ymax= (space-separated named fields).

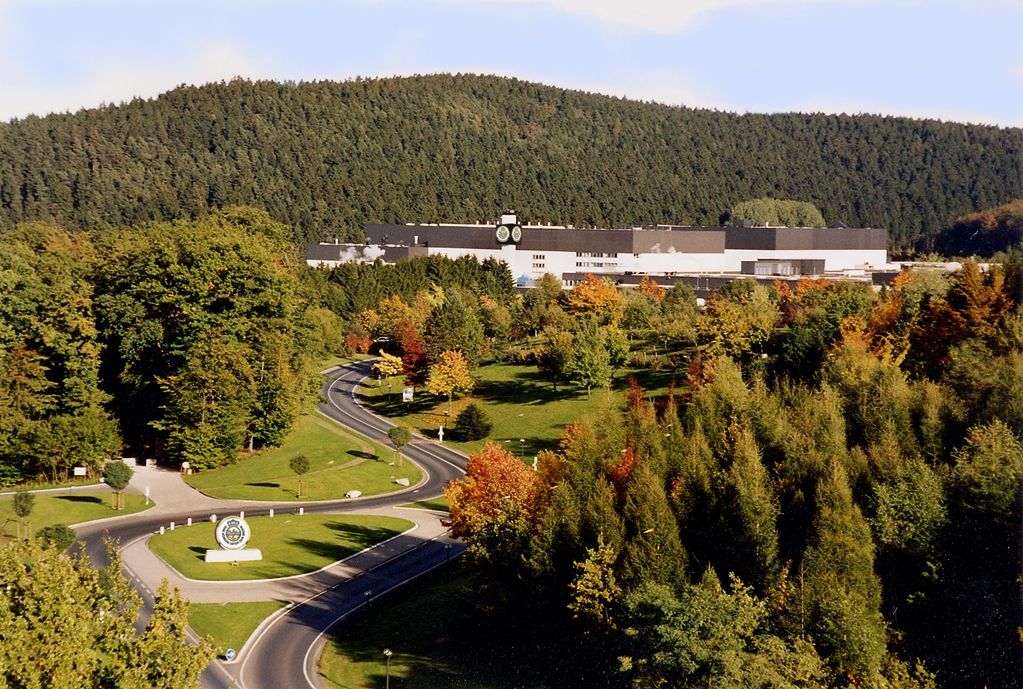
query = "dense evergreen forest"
xmin=426 ymin=261 xmax=1022 ymax=689
xmin=1 ymin=74 xmax=1020 ymax=253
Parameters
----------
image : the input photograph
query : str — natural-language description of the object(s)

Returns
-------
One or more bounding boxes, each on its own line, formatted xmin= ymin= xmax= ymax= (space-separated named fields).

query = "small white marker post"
xmin=239 ymin=511 xmax=244 ymax=519
xmin=144 ymin=486 xmax=150 ymax=505
xmin=210 ymin=514 xmax=217 ymax=522
xmin=159 ymin=526 xmax=165 ymax=535
xmin=169 ymin=521 xmax=174 ymax=531
xmin=269 ymin=508 xmax=274 ymax=518
xmin=187 ymin=517 xmax=192 ymax=526
xmin=299 ymin=507 xmax=304 ymax=516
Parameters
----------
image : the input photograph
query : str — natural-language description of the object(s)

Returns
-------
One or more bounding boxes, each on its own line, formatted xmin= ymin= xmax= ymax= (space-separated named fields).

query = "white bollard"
xmin=269 ymin=508 xmax=274 ymax=518
xmin=299 ymin=507 xmax=304 ymax=516
xmin=239 ymin=511 xmax=244 ymax=519
xmin=170 ymin=521 xmax=175 ymax=531
xmin=211 ymin=514 xmax=217 ymax=522
xmin=187 ymin=517 xmax=192 ymax=526
xmin=159 ymin=526 xmax=165 ymax=535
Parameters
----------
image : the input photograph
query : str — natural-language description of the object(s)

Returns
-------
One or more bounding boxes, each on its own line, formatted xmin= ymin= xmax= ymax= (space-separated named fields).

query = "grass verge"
xmin=401 ymin=496 xmax=449 ymax=512
xmin=318 ymin=567 xmax=551 ymax=689
xmin=0 ymin=491 xmax=150 ymax=536
xmin=149 ymin=513 xmax=414 ymax=581
xmin=189 ymin=601 xmax=286 ymax=655
xmin=184 ymin=413 xmax=421 ymax=501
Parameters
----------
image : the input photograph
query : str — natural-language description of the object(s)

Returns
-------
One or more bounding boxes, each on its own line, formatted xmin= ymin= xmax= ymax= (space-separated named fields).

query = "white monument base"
xmin=205 ymin=548 xmax=263 ymax=563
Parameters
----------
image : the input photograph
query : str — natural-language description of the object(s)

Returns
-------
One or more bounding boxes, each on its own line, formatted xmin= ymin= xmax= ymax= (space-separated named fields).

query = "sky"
xmin=1 ymin=0 xmax=1021 ymax=127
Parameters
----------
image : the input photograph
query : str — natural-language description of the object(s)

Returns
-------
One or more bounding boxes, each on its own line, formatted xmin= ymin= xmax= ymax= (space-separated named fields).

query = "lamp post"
xmin=383 ymin=648 xmax=393 ymax=689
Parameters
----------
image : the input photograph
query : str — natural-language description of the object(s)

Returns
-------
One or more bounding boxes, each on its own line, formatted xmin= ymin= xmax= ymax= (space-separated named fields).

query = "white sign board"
xmin=402 ymin=387 xmax=414 ymax=402
xmin=73 ymin=467 xmax=87 ymax=477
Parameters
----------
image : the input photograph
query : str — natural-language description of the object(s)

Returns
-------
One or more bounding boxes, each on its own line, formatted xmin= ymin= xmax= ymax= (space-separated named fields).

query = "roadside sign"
xmin=225 ymin=648 xmax=236 ymax=662
xmin=73 ymin=467 xmax=87 ymax=477
xmin=402 ymin=387 xmax=414 ymax=402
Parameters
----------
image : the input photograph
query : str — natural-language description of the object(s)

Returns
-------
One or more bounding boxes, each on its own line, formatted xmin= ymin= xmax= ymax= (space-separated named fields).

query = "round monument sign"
xmin=215 ymin=516 xmax=251 ymax=551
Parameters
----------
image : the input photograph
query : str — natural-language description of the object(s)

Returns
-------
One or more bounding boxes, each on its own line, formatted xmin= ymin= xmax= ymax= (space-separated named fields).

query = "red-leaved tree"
xmin=445 ymin=442 xmax=539 ymax=566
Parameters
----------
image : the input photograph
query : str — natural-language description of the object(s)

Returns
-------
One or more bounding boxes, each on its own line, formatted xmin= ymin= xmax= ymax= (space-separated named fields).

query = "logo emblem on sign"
xmin=215 ymin=516 xmax=251 ymax=551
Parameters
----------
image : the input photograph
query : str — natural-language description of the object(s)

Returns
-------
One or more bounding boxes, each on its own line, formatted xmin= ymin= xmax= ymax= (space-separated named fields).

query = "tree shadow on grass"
xmin=54 ymin=495 xmax=103 ymax=504
xmin=347 ymin=450 xmax=377 ymax=461
xmin=283 ymin=522 xmax=404 ymax=571
xmin=475 ymin=368 xmax=580 ymax=405
xmin=360 ymin=393 xmax=437 ymax=418
xmin=245 ymin=482 xmax=280 ymax=488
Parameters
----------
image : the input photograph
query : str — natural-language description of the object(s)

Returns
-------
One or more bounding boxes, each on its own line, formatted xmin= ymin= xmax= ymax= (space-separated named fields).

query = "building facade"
xmin=307 ymin=213 xmax=889 ymax=289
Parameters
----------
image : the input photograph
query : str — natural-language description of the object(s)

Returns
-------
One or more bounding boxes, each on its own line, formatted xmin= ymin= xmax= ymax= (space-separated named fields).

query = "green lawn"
xmin=149 ymin=513 xmax=414 ymax=581
xmin=0 ymin=490 xmax=151 ymax=537
xmin=360 ymin=361 xmax=678 ymax=457
xmin=319 ymin=567 xmax=551 ymax=689
xmin=184 ymin=413 xmax=421 ymax=501
xmin=189 ymin=601 xmax=286 ymax=656
xmin=401 ymin=496 xmax=449 ymax=512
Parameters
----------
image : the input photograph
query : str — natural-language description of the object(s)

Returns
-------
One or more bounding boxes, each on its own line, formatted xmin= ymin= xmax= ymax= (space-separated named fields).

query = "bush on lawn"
xmin=451 ymin=403 xmax=493 ymax=441
xmin=36 ymin=524 xmax=76 ymax=551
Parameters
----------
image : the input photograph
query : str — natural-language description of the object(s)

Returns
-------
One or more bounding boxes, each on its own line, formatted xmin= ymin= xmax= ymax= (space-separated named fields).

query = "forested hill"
xmin=1 ymin=74 xmax=1019 ymax=251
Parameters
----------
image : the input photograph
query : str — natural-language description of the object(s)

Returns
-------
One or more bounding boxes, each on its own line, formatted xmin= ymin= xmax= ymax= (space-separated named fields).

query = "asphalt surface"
xmin=75 ymin=360 xmax=469 ymax=689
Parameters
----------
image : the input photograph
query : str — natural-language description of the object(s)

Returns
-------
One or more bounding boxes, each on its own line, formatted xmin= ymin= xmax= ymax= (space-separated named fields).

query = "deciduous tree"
xmin=103 ymin=460 xmax=133 ymax=510
xmin=426 ymin=350 xmax=475 ymax=416
xmin=446 ymin=442 xmax=539 ymax=567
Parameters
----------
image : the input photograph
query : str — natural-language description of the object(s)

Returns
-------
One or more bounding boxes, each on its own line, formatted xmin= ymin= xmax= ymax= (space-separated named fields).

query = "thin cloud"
xmin=459 ymin=0 xmax=823 ymax=33
xmin=0 ymin=40 xmax=266 ymax=120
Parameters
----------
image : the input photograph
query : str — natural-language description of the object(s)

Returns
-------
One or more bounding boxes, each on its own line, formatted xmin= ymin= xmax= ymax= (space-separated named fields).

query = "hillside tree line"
xmin=1 ymin=75 xmax=1020 ymax=253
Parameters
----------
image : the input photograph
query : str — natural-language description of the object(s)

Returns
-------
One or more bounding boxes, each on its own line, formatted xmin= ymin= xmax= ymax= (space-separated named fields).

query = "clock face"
xmin=495 ymin=225 xmax=510 ymax=243
xmin=510 ymin=225 xmax=522 ymax=243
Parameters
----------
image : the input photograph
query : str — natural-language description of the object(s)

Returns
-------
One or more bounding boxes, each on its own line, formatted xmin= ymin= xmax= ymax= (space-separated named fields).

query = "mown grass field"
xmin=359 ymin=360 xmax=678 ymax=458
xmin=184 ymin=413 xmax=421 ymax=501
xmin=189 ymin=601 xmax=286 ymax=656
xmin=0 ymin=490 xmax=151 ymax=537
xmin=319 ymin=567 xmax=552 ymax=689
xmin=148 ymin=513 xmax=414 ymax=581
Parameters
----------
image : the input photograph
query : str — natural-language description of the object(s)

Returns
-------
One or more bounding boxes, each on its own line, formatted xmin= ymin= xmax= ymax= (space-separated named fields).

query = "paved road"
xmin=74 ymin=360 xmax=469 ymax=689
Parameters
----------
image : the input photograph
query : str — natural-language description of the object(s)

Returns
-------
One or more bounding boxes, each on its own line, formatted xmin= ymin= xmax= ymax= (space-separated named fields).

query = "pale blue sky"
xmin=1 ymin=0 xmax=1020 ymax=126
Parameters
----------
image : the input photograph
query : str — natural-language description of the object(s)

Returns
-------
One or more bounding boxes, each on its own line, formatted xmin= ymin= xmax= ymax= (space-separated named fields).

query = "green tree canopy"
xmin=729 ymin=198 xmax=826 ymax=227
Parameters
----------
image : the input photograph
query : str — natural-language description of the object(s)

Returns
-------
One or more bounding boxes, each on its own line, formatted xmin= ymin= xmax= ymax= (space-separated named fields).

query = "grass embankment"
xmin=319 ymin=567 xmax=550 ymax=689
xmin=189 ymin=601 xmax=286 ymax=655
xmin=360 ymin=360 xmax=677 ymax=457
xmin=185 ymin=413 xmax=421 ymax=501
xmin=149 ymin=513 xmax=414 ymax=581
xmin=0 ymin=491 xmax=150 ymax=536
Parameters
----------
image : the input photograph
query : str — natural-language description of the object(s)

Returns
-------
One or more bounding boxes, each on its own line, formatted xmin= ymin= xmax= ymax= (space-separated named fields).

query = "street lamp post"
xmin=383 ymin=648 xmax=393 ymax=689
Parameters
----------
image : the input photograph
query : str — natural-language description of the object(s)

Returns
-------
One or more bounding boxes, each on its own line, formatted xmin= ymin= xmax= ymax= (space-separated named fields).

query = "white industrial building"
xmin=307 ymin=212 xmax=889 ymax=289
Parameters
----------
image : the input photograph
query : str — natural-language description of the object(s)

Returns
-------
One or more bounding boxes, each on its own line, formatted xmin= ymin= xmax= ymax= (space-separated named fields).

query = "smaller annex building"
xmin=307 ymin=212 xmax=889 ymax=291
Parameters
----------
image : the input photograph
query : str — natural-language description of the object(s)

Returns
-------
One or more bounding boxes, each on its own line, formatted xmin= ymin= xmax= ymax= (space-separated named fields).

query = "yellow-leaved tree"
xmin=426 ymin=350 xmax=475 ymax=416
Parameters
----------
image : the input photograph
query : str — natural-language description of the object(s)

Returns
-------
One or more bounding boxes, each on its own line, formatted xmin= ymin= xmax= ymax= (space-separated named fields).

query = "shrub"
xmin=452 ymin=403 xmax=493 ymax=441
xmin=36 ymin=524 xmax=76 ymax=551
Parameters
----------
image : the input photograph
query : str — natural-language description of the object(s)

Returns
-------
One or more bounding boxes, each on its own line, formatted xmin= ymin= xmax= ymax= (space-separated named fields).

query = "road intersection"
xmin=74 ymin=360 xmax=469 ymax=689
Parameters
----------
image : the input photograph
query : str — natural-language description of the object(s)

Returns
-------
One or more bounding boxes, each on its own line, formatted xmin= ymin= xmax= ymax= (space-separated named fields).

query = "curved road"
xmin=76 ymin=360 xmax=469 ymax=689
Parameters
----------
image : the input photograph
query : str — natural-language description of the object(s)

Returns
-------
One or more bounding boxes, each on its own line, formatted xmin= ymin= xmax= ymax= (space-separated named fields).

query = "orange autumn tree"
xmin=446 ymin=442 xmax=539 ymax=566
xmin=567 ymin=274 xmax=625 ymax=324
xmin=639 ymin=275 xmax=665 ymax=302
